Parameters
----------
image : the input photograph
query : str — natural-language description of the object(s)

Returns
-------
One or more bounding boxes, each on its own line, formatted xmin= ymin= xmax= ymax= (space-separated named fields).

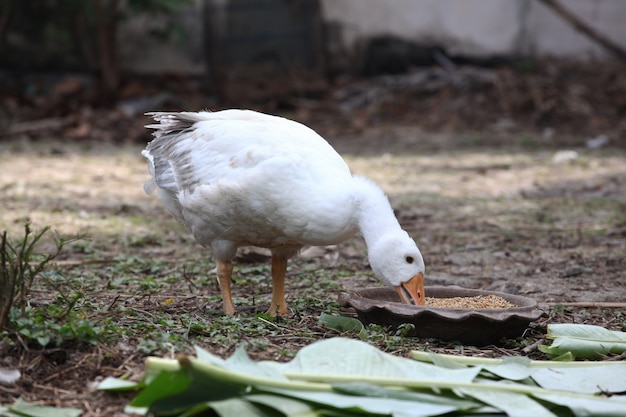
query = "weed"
xmin=10 ymin=304 xmax=118 ymax=347
xmin=289 ymin=295 xmax=339 ymax=313
xmin=276 ymin=348 xmax=297 ymax=358
xmin=0 ymin=222 xmax=78 ymax=330
xmin=138 ymin=335 xmax=175 ymax=355
xmin=139 ymin=276 xmax=167 ymax=295
xmin=394 ymin=323 xmax=416 ymax=337
xmin=0 ymin=223 xmax=123 ymax=348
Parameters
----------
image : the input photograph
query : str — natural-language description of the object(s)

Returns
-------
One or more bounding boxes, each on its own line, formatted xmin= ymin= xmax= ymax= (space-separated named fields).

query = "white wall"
xmin=117 ymin=0 xmax=626 ymax=74
xmin=321 ymin=0 xmax=626 ymax=60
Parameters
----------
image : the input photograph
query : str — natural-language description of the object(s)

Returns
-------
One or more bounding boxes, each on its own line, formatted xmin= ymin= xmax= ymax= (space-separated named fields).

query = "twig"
xmin=522 ymin=338 xmax=545 ymax=354
xmin=538 ymin=0 xmax=626 ymax=60
xmin=107 ymin=294 xmax=121 ymax=311
xmin=41 ymin=356 xmax=89 ymax=384
xmin=49 ymin=258 xmax=117 ymax=266
xmin=181 ymin=265 xmax=199 ymax=290
xmin=547 ymin=302 xmax=626 ymax=308
xmin=83 ymin=400 xmax=94 ymax=416
xmin=606 ymin=351 xmax=626 ymax=361
xmin=32 ymin=382 xmax=75 ymax=395
xmin=257 ymin=316 xmax=280 ymax=329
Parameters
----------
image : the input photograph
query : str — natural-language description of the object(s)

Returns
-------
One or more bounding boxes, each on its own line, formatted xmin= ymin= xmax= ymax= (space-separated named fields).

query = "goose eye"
xmin=405 ymin=256 xmax=414 ymax=264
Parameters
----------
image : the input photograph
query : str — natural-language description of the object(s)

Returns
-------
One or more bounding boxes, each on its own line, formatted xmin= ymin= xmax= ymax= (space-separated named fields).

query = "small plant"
xmin=0 ymin=223 xmax=76 ymax=331
xmin=394 ymin=322 xmax=416 ymax=337
xmin=11 ymin=307 xmax=114 ymax=347
xmin=0 ymin=224 xmax=117 ymax=348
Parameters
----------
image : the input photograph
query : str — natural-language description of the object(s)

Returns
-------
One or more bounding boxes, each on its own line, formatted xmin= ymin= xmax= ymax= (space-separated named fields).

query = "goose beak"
xmin=395 ymin=272 xmax=425 ymax=306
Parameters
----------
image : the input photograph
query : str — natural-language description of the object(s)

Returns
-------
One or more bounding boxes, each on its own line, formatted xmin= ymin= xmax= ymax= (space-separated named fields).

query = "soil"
xmin=0 ymin=61 xmax=625 ymax=415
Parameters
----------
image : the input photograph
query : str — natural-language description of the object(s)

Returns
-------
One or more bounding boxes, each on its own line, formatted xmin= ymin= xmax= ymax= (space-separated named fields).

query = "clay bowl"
xmin=339 ymin=286 xmax=546 ymax=345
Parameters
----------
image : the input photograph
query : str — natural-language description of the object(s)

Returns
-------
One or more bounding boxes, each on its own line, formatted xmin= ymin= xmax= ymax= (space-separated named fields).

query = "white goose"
xmin=142 ymin=110 xmax=425 ymax=315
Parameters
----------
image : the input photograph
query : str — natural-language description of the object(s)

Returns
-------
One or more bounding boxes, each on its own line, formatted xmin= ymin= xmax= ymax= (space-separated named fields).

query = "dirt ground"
xmin=1 ymin=123 xmax=625 ymax=415
xmin=1 ymin=61 xmax=625 ymax=415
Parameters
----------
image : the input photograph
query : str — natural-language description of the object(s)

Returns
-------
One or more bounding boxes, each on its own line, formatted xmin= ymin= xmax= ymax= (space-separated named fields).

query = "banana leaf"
xmin=99 ymin=337 xmax=626 ymax=417
xmin=540 ymin=323 xmax=626 ymax=359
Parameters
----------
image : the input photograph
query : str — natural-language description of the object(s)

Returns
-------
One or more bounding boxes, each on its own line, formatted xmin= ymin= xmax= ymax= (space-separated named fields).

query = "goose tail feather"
xmin=145 ymin=112 xmax=210 ymax=137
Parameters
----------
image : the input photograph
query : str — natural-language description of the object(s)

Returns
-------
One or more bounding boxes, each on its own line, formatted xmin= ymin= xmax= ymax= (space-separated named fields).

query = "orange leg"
xmin=217 ymin=259 xmax=236 ymax=315
xmin=267 ymin=255 xmax=288 ymax=316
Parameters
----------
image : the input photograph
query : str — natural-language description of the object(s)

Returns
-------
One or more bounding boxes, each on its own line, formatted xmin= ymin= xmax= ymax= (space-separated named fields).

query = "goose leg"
xmin=217 ymin=259 xmax=236 ymax=315
xmin=267 ymin=254 xmax=288 ymax=316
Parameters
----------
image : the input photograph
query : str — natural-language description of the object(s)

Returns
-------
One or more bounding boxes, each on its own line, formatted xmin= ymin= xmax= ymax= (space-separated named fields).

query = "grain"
xmin=425 ymin=294 xmax=515 ymax=309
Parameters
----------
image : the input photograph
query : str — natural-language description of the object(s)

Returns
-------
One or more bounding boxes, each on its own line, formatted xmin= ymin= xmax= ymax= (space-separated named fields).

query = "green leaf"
xmin=546 ymin=351 xmax=576 ymax=362
xmin=261 ymin=387 xmax=461 ymax=417
xmin=109 ymin=337 xmax=626 ymax=417
xmin=171 ymin=396 xmax=291 ymax=417
xmin=482 ymin=357 xmax=535 ymax=381
xmin=531 ymin=364 xmax=626 ymax=394
xmin=97 ymin=376 xmax=141 ymax=391
xmin=261 ymin=337 xmax=481 ymax=384
xmin=533 ymin=392 xmax=626 ymax=417
xmin=36 ymin=335 xmax=51 ymax=347
xmin=143 ymin=357 xmax=247 ymax=416
xmin=246 ymin=394 xmax=315 ymax=416
xmin=129 ymin=369 xmax=191 ymax=409
xmin=209 ymin=398 xmax=276 ymax=417
xmin=226 ymin=346 xmax=288 ymax=380
xmin=318 ymin=313 xmax=367 ymax=339
xmin=459 ymin=386 xmax=558 ymax=417
xmin=413 ymin=349 xmax=609 ymax=368
xmin=542 ymin=324 xmax=626 ymax=359
xmin=548 ymin=324 xmax=626 ymax=341
xmin=0 ymin=405 xmax=16 ymax=417
xmin=8 ymin=398 xmax=82 ymax=417
xmin=424 ymin=351 xmax=468 ymax=369
xmin=174 ymin=402 xmax=212 ymax=417
xmin=195 ymin=345 xmax=228 ymax=366
xmin=332 ymin=382 xmax=481 ymax=410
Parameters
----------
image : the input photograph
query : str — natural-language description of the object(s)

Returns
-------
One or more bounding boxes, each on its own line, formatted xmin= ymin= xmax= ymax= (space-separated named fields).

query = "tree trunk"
xmin=96 ymin=0 xmax=120 ymax=101
xmin=0 ymin=0 xmax=13 ymax=48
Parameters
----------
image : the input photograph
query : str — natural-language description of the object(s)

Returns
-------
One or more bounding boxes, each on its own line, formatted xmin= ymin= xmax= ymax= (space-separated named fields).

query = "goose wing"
xmin=143 ymin=110 xmax=358 ymax=246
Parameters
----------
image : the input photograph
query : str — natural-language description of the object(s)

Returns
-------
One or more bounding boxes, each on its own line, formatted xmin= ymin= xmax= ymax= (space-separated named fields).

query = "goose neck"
xmin=354 ymin=177 xmax=402 ymax=247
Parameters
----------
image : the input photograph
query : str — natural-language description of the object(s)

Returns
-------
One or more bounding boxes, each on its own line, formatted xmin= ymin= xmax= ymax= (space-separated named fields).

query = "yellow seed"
xmin=425 ymin=294 xmax=515 ymax=309
xmin=161 ymin=297 xmax=175 ymax=306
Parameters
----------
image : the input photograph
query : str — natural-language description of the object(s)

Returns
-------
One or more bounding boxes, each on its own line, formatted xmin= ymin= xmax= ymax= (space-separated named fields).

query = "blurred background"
xmin=0 ymin=0 xmax=624 ymax=144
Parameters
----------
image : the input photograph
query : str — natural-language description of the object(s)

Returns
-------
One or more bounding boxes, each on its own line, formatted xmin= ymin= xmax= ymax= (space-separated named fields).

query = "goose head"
xmin=368 ymin=231 xmax=425 ymax=306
